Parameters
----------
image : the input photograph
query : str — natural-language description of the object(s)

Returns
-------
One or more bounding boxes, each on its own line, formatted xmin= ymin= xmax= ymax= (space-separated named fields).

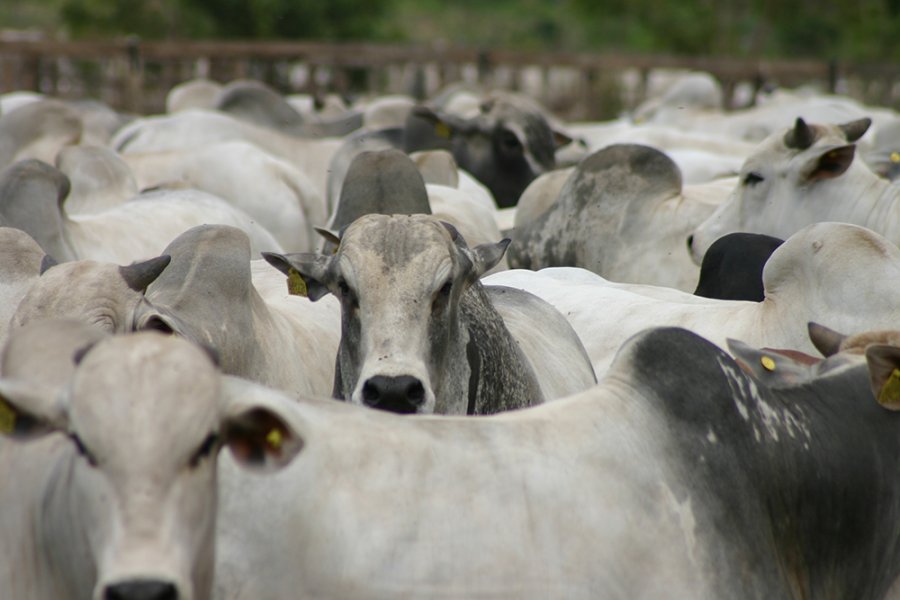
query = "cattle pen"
xmin=1 ymin=37 xmax=899 ymax=119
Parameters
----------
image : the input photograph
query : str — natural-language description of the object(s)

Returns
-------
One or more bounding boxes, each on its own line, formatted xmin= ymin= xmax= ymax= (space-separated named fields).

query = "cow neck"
xmin=459 ymin=282 xmax=544 ymax=414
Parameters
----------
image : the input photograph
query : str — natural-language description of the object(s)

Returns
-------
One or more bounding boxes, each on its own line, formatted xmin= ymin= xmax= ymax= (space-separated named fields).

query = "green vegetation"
xmin=2 ymin=0 xmax=898 ymax=61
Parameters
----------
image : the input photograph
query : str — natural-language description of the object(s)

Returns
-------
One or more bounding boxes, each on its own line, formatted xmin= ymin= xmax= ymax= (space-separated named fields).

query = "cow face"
xmin=688 ymin=117 xmax=871 ymax=264
xmin=10 ymin=255 xmax=171 ymax=334
xmin=264 ymin=214 xmax=508 ymax=415
xmin=406 ymin=94 xmax=558 ymax=208
xmin=0 ymin=331 xmax=301 ymax=600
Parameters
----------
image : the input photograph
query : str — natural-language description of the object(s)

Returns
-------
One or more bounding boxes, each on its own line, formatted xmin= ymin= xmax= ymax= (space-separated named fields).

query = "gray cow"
xmin=264 ymin=214 xmax=545 ymax=414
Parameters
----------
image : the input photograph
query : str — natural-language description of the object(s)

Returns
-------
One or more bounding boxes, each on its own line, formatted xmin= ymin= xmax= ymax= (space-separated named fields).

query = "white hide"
xmin=123 ymin=141 xmax=327 ymax=252
xmin=61 ymin=188 xmax=284 ymax=263
xmin=689 ymin=120 xmax=900 ymax=263
xmin=112 ymin=109 xmax=343 ymax=202
xmin=488 ymin=222 xmax=900 ymax=377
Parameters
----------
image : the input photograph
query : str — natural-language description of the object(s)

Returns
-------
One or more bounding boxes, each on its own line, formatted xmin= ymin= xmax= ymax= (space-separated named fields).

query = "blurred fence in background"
xmin=1 ymin=38 xmax=898 ymax=120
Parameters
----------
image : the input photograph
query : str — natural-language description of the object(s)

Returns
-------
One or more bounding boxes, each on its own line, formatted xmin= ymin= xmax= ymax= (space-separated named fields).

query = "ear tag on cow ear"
xmin=0 ymin=396 xmax=16 ymax=435
xmin=434 ymin=122 xmax=451 ymax=139
xmin=266 ymin=427 xmax=283 ymax=451
xmin=878 ymin=368 xmax=900 ymax=407
xmin=760 ymin=356 xmax=776 ymax=371
xmin=287 ymin=268 xmax=308 ymax=297
xmin=891 ymin=152 xmax=900 ymax=164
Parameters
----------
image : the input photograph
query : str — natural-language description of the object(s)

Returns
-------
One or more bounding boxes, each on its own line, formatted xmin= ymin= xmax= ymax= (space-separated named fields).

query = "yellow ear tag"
xmin=434 ymin=122 xmax=451 ymax=139
xmin=878 ymin=368 xmax=900 ymax=407
xmin=891 ymin=152 xmax=900 ymax=164
xmin=760 ymin=356 xmax=776 ymax=371
xmin=0 ymin=396 xmax=16 ymax=435
xmin=266 ymin=428 xmax=283 ymax=451
xmin=287 ymin=268 xmax=308 ymax=297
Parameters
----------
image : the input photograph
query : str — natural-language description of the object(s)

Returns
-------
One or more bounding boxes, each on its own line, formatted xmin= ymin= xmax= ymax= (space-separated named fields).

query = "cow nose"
xmin=362 ymin=375 xmax=426 ymax=414
xmin=686 ymin=234 xmax=695 ymax=250
xmin=104 ymin=580 xmax=178 ymax=600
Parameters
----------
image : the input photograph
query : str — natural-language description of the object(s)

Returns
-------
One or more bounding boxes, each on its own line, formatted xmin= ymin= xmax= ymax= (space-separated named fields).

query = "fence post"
xmin=125 ymin=36 xmax=143 ymax=113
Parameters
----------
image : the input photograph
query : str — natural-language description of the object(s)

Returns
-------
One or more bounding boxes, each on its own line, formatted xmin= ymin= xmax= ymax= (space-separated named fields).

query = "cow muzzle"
xmin=361 ymin=374 xmax=427 ymax=414
xmin=103 ymin=579 xmax=178 ymax=600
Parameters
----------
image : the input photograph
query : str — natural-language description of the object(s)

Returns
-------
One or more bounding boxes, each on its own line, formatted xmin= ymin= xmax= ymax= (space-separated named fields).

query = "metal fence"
xmin=1 ymin=38 xmax=898 ymax=120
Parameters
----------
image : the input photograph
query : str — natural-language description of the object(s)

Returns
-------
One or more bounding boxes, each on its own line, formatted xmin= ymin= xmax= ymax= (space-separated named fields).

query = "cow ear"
xmin=262 ymin=252 xmax=332 ymax=301
xmin=409 ymin=105 xmax=462 ymax=141
xmin=470 ymin=238 xmax=511 ymax=280
xmin=808 ymin=322 xmax=847 ymax=357
xmin=803 ymin=144 xmax=855 ymax=183
xmin=0 ymin=379 xmax=69 ymax=440
xmin=839 ymin=117 xmax=871 ymax=143
xmin=552 ymin=127 xmax=576 ymax=150
xmin=727 ymin=338 xmax=812 ymax=388
xmin=220 ymin=377 xmax=303 ymax=472
xmin=865 ymin=344 xmax=900 ymax=410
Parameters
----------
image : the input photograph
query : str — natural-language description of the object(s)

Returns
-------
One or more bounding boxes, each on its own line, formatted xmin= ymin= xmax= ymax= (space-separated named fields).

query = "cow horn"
xmin=314 ymin=227 xmax=341 ymax=247
xmin=39 ymin=254 xmax=58 ymax=275
xmin=440 ymin=220 xmax=460 ymax=242
xmin=808 ymin=322 xmax=847 ymax=358
xmin=784 ymin=117 xmax=816 ymax=150
xmin=119 ymin=255 xmax=172 ymax=293
xmin=838 ymin=117 xmax=872 ymax=143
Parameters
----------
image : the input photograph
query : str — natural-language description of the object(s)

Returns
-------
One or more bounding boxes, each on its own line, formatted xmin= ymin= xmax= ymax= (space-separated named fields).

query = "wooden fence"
xmin=1 ymin=38 xmax=898 ymax=120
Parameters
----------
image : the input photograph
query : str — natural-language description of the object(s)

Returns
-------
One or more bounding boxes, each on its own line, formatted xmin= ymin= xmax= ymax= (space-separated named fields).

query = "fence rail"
xmin=1 ymin=38 xmax=898 ymax=120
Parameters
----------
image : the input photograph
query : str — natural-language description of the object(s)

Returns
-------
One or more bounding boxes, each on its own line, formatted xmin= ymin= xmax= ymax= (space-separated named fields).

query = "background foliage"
xmin=2 ymin=0 xmax=898 ymax=61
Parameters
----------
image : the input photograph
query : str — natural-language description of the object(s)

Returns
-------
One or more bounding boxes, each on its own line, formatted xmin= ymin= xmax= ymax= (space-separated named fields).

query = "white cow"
xmin=213 ymin=323 xmax=900 ymax=599
xmin=688 ymin=117 xmax=898 ymax=262
xmin=491 ymin=222 xmax=900 ymax=376
xmin=0 ymin=227 xmax=48 ymax=346
xmin=0 ymin=159 xmax=283 ymax=263
xmin=9 ymin=225 xmax=340 ymax=399
xmin=0 ymin=325 xmax=303 ymax=600
xmin=55 ymin=145 xmax=139 ymax=214
xmin=508 ymin=144 xmax=732 ymax=291
xmin=112 ymin=109 xmax=343 ymax=201
xmin=123 ymin=141 xmax=327 ymax=252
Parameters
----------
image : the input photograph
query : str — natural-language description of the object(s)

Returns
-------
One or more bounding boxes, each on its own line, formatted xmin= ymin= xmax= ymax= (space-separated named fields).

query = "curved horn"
xmin=784 ymin=117 xmax=816 ymax=150
xmin=39 ymin=254 xmax=58 ymax=275
xmin=118 ymin=255 xmax=172 ymax=293
xmin=838 ymin=117 xmax=872 ymax=143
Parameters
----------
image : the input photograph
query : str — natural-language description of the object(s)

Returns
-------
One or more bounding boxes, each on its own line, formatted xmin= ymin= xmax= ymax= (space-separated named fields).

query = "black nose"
xmin=686 ymin=234 xmax=695 ymax=250
xmin=105 ymin=580 xmax=178 ymax=600
xmin=362 ymin=375 xmax=426 ymax=414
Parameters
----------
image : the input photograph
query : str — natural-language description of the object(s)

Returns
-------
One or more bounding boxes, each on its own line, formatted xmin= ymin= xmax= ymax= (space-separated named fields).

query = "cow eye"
xmin=432 ymin=281 xmax=452 ymax=313
xmin=498 ymin=129 xmax=522 ymax=153
xmin=743 ymin=172 xmax=764 ymax=187
xmin=189 ymin=433 xmax=219 ymax=468
xmin=70 ymin=434 xmax=98 ymax=467
xmin=337 ymin=280 xmax=358 ymax=309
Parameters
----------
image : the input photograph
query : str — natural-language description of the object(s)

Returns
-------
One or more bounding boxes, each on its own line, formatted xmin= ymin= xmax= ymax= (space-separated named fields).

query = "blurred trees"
xmin=4 ymin=0 xmax=898 ymax=62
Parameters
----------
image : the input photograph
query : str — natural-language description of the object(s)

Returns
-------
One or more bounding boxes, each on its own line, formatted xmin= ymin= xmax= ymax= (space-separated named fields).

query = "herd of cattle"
xmin=2 ymin=70 xmax=900 ymax=598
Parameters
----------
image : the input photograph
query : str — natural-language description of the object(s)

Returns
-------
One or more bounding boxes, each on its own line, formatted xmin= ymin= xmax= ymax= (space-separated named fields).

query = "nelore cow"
xmin=490 ymin=222 xmax=900 ymax=376
xmin=0 ymin=159 xmax=283 ymax=264
xmin=508 ymin=144 xmax=730 ymax=291
xmin=0 ymin=324 xmax=303 ymax=600
xmin=264 ymin=213 xmax=595 ymax=414
xmin=688 ymin=116 xmax=898 ymax=261
xmin=326 ymin=91 xmax=561 ymax=209
xmin=213 ymin=325 xmax=900 ymax=598
xmin=10 ymin=224 xmax=341 ymax=399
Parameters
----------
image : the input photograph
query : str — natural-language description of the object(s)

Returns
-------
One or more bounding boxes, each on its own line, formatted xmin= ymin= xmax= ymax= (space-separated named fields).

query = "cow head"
xmin=0 ymin=328 xmax=302 ymax=600
xmin=10 ymin=255 xmax=171 ymax=334
xmin=264 ymin=214 xmax=508 ymax=415
xmin=405 ymin=93 xmax=559 ymax=208
xmin=687 ymin=116 xmax=872 ymax=264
